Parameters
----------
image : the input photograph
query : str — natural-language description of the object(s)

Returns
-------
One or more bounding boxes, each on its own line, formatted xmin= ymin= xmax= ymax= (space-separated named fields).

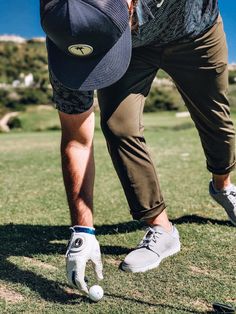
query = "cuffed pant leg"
xmin=98 ymin=47 xmax=166 ymax=221
xmin=162 ymin=16 xmax=236 ymax=175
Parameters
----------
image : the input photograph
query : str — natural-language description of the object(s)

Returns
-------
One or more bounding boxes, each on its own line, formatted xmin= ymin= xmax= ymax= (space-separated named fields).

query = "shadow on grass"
xmin=105 ymin=293 xmax=209 ymax=313
xmin=0 ymin=222 xmax=140 ymax=304
xmin=171 ymin=214 xmax=232 ymax=226
xmin=0 ymin=255 xmax=86 ymax=304
xmin=0 ymin=216 xmax=232 ymax=305
xmin=96 ymin=220 xmax=144 ymax=235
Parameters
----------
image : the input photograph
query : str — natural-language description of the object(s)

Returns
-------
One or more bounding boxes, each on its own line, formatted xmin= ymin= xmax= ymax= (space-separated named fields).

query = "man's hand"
xmin=66 ymin=227 xmax=103 ymax=294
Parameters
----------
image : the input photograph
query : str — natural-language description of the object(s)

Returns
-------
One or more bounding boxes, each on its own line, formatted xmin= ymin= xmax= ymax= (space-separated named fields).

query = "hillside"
xmin=0 ymin=40 xmax=52 ymax=116
xmin=0 ymin=40 xmax=235 ymax=121
xmin=0 ymin=40 xmax=48 ymax=86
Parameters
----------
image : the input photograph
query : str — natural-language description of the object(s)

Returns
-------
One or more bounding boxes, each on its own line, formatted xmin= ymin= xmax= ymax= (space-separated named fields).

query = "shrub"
xmin=0 ymin=42 xmax=48 ymax=85
xmin=19 ymin=88 xmax=52 ymax=105
xmin=8 ymin=116 xmax=22 ymax=129
xmin=229 ymin=71 xmax=236 ymax=85
xmin=144 ymin=86 xmax=183 ymax=112
xmin=0 ymin=88 xmax=53 ymax=112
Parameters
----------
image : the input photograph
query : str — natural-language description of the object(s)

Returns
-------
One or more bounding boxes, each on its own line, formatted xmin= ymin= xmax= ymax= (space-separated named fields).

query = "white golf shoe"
xmin=209 ymin=180 xmax=236 ymax=226
xmin=121 ymin=225 xmax=181 ymax=273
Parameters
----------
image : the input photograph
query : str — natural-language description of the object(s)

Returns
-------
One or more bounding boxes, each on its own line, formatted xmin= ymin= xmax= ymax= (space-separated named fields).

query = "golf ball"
xmin=88 ymin=285 xmax=104 ymax=302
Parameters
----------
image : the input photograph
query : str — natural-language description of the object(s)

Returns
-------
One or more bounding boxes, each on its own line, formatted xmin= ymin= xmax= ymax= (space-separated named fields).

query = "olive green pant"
xmin=97 ymin=15 xmax=236 ymax=221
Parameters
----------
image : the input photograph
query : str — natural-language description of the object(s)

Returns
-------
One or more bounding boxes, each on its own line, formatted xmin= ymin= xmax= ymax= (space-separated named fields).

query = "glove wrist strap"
xmin=70 ymin=225 xmax=96 ymax=235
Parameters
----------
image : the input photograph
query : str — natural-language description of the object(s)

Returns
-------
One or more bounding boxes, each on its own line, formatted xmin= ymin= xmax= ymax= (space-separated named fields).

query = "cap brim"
xmin=47 ymin=25 xmax=132 ymax=91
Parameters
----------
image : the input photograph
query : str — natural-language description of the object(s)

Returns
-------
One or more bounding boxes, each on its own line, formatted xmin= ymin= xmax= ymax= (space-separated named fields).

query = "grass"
xmin=0 ymin=111 xmax=235 ymax=313
xmin=8 ymin=105 xmax=60 ymax=132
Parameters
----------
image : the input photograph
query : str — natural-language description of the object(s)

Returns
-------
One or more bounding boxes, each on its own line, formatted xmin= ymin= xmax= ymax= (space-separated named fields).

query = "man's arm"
xmin=59 ymin=108 xmax=95 ymax=227
xmin=59 ymin=108 xmax=103 ymax=294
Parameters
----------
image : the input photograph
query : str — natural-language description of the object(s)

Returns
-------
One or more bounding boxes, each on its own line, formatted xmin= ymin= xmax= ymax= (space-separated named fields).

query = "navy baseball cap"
xmin=40 ymin=0 xmax=132 ymax=91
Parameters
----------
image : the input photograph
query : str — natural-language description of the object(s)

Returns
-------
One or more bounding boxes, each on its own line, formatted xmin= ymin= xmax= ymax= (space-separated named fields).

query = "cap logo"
xmin=68 ymin=44 xmax=93 ymax=57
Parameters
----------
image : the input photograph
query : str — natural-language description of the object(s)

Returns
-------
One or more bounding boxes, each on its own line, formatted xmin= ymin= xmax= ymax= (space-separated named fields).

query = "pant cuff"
xmin=207 ymin=160 xmax=236 ymax=175
xmin=131 ymin=202 xmax=166 ymax=221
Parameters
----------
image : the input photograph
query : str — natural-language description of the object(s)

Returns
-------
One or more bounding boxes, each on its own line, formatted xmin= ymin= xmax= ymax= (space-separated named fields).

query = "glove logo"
xmin=74 ymin=238 xmax=83 ymax=248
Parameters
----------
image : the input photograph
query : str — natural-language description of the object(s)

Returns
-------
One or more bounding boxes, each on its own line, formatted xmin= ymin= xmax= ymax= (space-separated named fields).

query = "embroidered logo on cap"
xmin=68 ymin=44 xmax=93 ymax=57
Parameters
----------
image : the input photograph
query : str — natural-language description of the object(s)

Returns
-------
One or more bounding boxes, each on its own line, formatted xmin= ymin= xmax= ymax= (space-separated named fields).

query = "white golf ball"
xmin=88 ymin=285 xmax=104 ymax=302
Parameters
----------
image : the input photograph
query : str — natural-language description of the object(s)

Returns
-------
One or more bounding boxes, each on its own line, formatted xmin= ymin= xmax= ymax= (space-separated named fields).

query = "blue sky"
xmin=0 ymin=0 xmax=235 ymax=62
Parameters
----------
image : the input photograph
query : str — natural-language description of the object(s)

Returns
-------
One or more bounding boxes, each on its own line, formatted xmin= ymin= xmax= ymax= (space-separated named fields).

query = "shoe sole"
xmin=120 ymin=244 xmax=181 ymax=273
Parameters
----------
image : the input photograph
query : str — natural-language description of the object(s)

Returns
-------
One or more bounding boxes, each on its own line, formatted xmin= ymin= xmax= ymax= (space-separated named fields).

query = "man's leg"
xmin=98 ymin=47 xmax=169 ymax=225
xmin=99 ymin=91 xmax=172 ymax=231
xmin=98 ymin=47 xmax=180 ymax=272
xmin=161 ymin=15 xmax=236 ymax=225
xmin=58 ymin=107 xmax=95 ymax=227
xmin=213 ymin=174 xmax=231 ymax=190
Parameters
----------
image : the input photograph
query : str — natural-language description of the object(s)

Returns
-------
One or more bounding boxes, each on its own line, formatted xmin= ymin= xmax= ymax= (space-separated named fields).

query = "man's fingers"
xmin=74 ymin=275 xmax=89 ymax=294
xmin=74 ymin=262 xmax=89 ymax=294
xmin=91 ymin=256 xmax=103 ymax=280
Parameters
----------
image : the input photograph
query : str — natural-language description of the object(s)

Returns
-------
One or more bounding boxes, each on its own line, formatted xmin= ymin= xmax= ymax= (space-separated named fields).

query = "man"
xmin=40 ymin=0 xmax=236 ymax=294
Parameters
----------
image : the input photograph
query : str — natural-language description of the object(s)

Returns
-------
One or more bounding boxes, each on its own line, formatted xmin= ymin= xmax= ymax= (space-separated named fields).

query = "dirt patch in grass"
xmin=105 ymin=258 xmax=120 ymax=267
xmin=188 ymin=265 xmax=231 ymax=281
xmin=0 ymin=285 xmax=24 ymax=303
xmin=226 ymin=298 xmax=236 ymax=303
xmin=63 ymin=286 xmax=82 ymax=298
xmin=192 ymin=299 xmax=211 ymax=312
xmin=189 ymin=265 xmax=210 ymax=276
xmin=23 ymin=257 xmax=58 ymax=270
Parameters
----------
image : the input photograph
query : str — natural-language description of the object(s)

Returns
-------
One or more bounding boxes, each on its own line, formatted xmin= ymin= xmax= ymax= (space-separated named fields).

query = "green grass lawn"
xmin=0 ymin=112 xmax=235 ymax=313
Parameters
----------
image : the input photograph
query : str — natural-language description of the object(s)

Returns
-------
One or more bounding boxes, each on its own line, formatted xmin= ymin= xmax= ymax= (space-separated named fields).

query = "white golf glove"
xmin=66 ymin=226 xmax=103 ymax=294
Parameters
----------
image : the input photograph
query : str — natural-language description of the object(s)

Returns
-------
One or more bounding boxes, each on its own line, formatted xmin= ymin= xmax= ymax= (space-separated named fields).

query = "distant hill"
xmin=0 ymin=40 xmax=51 ymax=117
xmin=0 ymin=39 xmax=48 ymax=86
xmin=0 ymin=35 xmax=45 ymax=43
xmin=0 ymin=38 xmax=235 ymax=120
xmin=0 ymin=37 xmax=235 ymax=87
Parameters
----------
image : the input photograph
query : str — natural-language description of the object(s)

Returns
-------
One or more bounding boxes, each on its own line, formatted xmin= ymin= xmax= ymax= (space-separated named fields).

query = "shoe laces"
xmin=137 ymin=227 xmax=161 ymax=249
